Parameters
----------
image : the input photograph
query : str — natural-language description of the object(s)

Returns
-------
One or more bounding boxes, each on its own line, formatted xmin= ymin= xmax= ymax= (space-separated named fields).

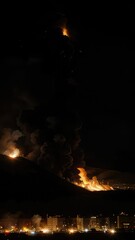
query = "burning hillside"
xmin=73 ymin=168 xmax=113 ymax=191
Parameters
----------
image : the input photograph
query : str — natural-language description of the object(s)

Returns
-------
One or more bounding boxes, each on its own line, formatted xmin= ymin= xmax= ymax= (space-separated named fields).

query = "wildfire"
xmin=74 ymin=168 xmax=113 ymax=191
xmin=4 ymin=147 xmax=20 ymax=159
xmin=62 ymin=27 xmax=69 ymax=37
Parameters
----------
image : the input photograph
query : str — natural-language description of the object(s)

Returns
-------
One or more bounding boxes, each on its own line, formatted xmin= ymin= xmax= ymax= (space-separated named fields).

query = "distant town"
xmin=0 ymin=212 xmax=134 ymax=236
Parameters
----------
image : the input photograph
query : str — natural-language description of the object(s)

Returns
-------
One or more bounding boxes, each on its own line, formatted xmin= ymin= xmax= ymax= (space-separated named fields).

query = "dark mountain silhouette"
xmin=0 ymin=154 xmax=135 ymax=216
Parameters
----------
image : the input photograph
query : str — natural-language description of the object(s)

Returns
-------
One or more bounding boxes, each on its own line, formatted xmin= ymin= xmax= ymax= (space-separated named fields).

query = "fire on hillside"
xmin=73 ymin=168 xmax=113 ymax=191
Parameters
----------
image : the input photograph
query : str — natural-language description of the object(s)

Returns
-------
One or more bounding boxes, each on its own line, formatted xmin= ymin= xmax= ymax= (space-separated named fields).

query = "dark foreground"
xmin=1 ymin=232 xmax=135 ymax=240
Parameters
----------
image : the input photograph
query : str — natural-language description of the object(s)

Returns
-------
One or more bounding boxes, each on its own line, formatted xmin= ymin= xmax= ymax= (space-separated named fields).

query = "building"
xmin=89 ymin=216 xmax=100 ymax=230
xmin=47 ymin=216 xmax=58 ymax=231
xmin=117 ymin=215 xmax=135 ymax=229
xmin=98 ymin=217 xmax=110 ymax=230
xmin=83 ymin=218 xmax=90 ymax=230
xmin=76 ymin=215 xmax=83 ymax=231
xmin=57 ymin=217 xmax=64 ymax=230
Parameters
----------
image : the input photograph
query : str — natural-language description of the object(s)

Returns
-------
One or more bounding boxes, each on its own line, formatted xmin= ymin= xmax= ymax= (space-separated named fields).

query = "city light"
xmin=30 ymin=231 xmax=35 ymax=235
xmin=42 ymin=228 xmax=50 ymax=233
xmin=0 ymin=214 xmax=134 ymax=235
xmin=68 ymin=228 xmax=77 ymax=234
xmin=109 ymin=229 xmax=116 ymax=234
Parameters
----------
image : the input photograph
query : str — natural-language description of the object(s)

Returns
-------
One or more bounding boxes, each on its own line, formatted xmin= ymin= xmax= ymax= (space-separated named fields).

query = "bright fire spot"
xmin=74 ymin=168 xmax=113 ymax=191
xmin=4 ymin=148 xmax=20 ymax=159
xmin=62 ymin=27 xmax=69 ymax=37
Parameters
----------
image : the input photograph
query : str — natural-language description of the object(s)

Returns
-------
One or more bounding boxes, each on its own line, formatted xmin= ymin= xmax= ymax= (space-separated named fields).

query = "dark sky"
xmin=0 ymin=3 xmax=135 ymax=175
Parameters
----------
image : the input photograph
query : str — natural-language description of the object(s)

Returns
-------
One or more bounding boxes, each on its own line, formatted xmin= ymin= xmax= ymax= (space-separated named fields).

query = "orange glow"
xmin=4 ymin=147 xmax=20 ymax=159
xmin=74 ymin=168 xmax=113 ymax=191
xmin=41 ymin=228 xmax=50 ymax=233
xmin=62 ymin=27 xmax=69 ymax=37
xmin=68 ymin=228 xmax=77 ymax=234
xmin=5 ymin=229 xmax=10 ymax=234
xmin=22 ymin=226 xmax=29 ymax=232
xmin=109 ymin=229 xmax=116 ymax=234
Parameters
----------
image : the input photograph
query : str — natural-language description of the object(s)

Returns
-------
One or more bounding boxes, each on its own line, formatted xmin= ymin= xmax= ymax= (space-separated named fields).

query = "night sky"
xmin=0 ymin=3 xmax=135 ymax=177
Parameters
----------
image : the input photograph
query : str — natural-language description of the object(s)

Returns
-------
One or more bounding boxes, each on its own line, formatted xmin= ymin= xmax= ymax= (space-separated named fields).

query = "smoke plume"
xmin=32 ymin=214 xmax=42 ymax=229
xmin=17 ymin=108 xmax=85 ymax=178
xmin=0 ymin=212 xmax=21 ymax=228
xmin=0 ymin=13 xmax=84 ymax=179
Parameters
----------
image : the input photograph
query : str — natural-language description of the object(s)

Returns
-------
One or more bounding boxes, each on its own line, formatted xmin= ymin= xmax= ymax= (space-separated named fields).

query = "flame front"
xmin=4 ymin=147 xmax=20 ymax=159
xmin=74 ymin=168 xmax=113 ymax=191
xmin=62 ymin=27 xmax=69 ymax=37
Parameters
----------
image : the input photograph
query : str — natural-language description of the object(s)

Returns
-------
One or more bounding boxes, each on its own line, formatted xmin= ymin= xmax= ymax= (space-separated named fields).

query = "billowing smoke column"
xmin=17 ymin=109 xmax=85 ymax=178
xmin=15 ymin=15 xmax=84 ymax=178
xmin=0 ymin=12 xmax=84 ymax=178
xmin=32 ymin=215 xmax=42 ymax=230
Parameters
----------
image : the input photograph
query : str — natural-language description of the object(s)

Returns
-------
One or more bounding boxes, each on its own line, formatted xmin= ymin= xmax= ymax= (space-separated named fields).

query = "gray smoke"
xmin=0 ymin=212 xmax=21 ymax=228
xmin=17 ymin=108 xmax=85 ymax=178
xmin=0 ymin=13 xmax=84 ymax=179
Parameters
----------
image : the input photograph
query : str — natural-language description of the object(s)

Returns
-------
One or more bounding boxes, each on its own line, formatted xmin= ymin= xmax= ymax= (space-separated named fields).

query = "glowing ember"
xmin=4 ymin=147 xmax=20 ymax=159
xmin=62 ymin=27 xmax=69 ymax=37
xmin=74 ymin=168 xmax=113 ymax=191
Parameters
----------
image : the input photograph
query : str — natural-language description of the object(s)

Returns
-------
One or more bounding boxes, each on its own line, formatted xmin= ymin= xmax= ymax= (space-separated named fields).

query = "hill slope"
xmin=0 ymin=154 xmax=135 ymax=216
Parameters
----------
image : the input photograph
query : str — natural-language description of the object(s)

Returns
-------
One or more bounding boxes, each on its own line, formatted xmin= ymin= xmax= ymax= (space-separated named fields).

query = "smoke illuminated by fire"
xmin=4 ymin=147 xmax=20 ymax=159
xmin=74 ymin=168 xmax=113 ymax=191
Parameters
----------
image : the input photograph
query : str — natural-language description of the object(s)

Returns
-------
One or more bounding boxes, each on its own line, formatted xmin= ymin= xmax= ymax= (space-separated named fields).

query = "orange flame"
xmin=4 ymin=147 xmax=20 ymax=159
xmin=62 ymin=27 xmax=69 ymax=37
xmin=74 ymin=168 xmax=113 ymax=191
